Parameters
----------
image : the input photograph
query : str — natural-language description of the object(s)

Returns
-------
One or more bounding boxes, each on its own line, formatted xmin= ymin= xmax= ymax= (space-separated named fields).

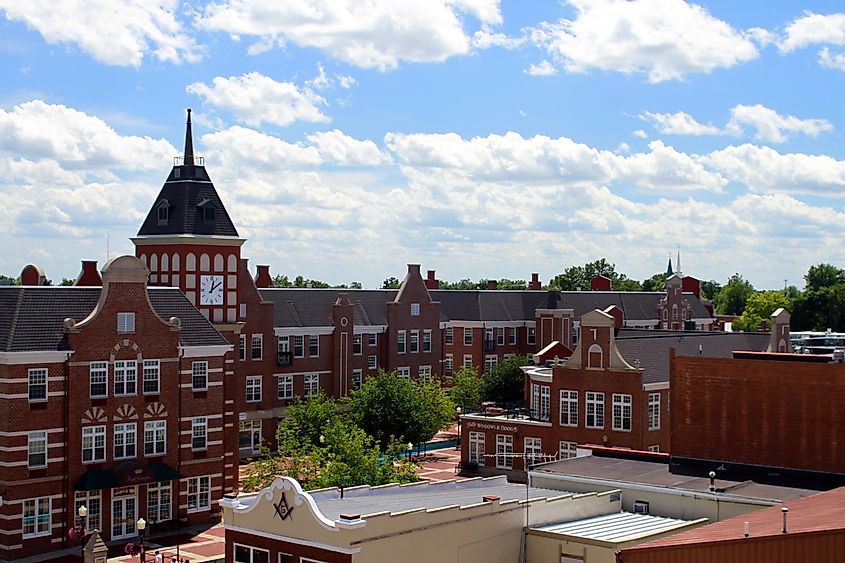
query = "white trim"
xmin=643 ymin=382 xmax=669 ymax=392
xmin=131 ymin=235 xmax=246 ymax=247
xmin=0 ymin=351 xmax=71 ymax=365
xmin=353 ymin=325 xmax=387 ymax=334
xmin=180 ymin=345 xmax=232 ymax=358
xmin=274 ymin=327 xmax=335 ymax=337
xmin=225 ymin=524 xmax=361 ymax=554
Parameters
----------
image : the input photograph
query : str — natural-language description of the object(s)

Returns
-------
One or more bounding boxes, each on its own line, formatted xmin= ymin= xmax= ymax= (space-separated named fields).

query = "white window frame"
xmin=251 ymin=334 xmax=263 ymax=360
xmin=239 ymin=334 xmax=247 ymax=361
xmin=422 ymin=329 xmax=432 ymax=352
xmin=144 ymin=420 xmax=166 ymax=456
xmin=114 ymin=360 xmax=137 ymax=396
xmin=352 ymin=334 xmax=362 ymax=355
xmin=648 ymin=392 xmax=661 ymax=430
xmin=234 ymin=544 xmax=270 ymax=563
xmin=293 ymin=335 xmax=304 ymax=358
xmin=444 ymin=354 xmax=453 ymax=375
xmin=117 ymin=312 xmax=135 ymax=334
xmin=113 ymin=423 xmax=136 ymax=460
xmin=89 ymin=362 xmax=107 ymax=398
xmin=531 ymin=384 xmax=550 ymax=421
xmin=525 ymin=437 xmax=542 ymax=466
xmin=497 ymin=328 xmax=505 ymax=346
xmin=469 ymin=431 xmax=485 ymax=465
xmin=509 ymin=327 xmax=517 ymax=345
xmin=368 ymin=333 xmax=377 ymax=347
xmin=192 ymin=361 xmax=208 ymax=391
xmin=410 ymin=303 xmax=420 ymax=316
xmin=75 ymin=491 xmax=101 ymax=533
xmin=246 ymin=376 xmax=262 ymax=403
xmin=147 ymin=482 xmax=171 ymax=523
xmin=648 ymin=445 xmax=660 ymax=453
xmin=308 ymin=335 xmax=319 ymax=358
xmin=22 ymin=497 xmax=51 ymax=538
xmin=82 ymin=425 xmax=106 ymax=463
xmin=304 ymin=373 xmax=319 ymax=397
xmin=397 ymin=367 xmax=410 ymax=379
xmin=277 ymin=374 xmax=293 ymax=399
xmin=397 ymin=330 xmax=406 ymax=354
xmin=559 ymin=441 xmax=577 ymax=460
xmin=445 ymin=326 xmax=453 ymax=345
xmin=418 ymin=365 xmax=432 ymax=384
xmin=367 ymin=355 xmax=377 ymax=370
xmin=463 ymin=354 xmax=473 ymax=369
xmin=28 ymin=368 xmax=47 ymax=402
xmin=496 ymin=434 xmax=513 ymax=469
xmin=352 ymin=369 xmax=363 ymax=390
xmin=143 ymin=359 xmax=160 ymax=395
xmin=464 ymin=327 xmax=473 ymax=345
xmin=28 ymin=431 xmax=47 ymax=469
xmin=585 ymin=391 xmax=605 ymax=429
xmin=560 ymin=390 xmax=578 ymax=427
xmin=527 ymin=326 xmax=536 ymax=345
xmin=192 ymin=417 xmax=208 ymax=451
xmin=410 ymin=330 xmax=419 ymax=353
xmin=187 ymin=476 xmax=211 ymax=513
xmin=239 ymin=420 xmax=262 ymax=453
xmin=484 ymin=354 xmax=498 ymax=373
xmin=613 ymin=393 xmax=633 ymax=432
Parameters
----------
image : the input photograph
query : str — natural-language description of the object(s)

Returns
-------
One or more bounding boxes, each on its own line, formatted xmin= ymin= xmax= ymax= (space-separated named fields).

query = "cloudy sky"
xmin=1 ymin=0 xmax=845 ymax=288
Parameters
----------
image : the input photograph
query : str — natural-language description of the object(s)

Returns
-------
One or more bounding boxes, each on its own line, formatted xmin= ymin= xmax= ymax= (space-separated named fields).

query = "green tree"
xmin=0 ymin=275 xmax=20 ymax=285
xmin=641 ymin=273 xmax=666 ymax=292
xmin=482 ymin=355 xmax=530 ymax=404
xmin=273 ymin=274 xmax=292 ymax=287
xmin=495 ymin=278 xmax=528 ymax=290
xmin=804 ymin=263 xmax=845 ymax=292
xmin=439 ymin=278 xmax=483 ymax=290
xmin=349 ymin=281 xmax=363 ymax=289
xmin=732 ymin=291 xmax=793 ymax=332
xmin=277 ymin=392 xmax=338 ymax=448
xmin=449 ymin=366 xmax=483 ymax=412
xmin=348 ymin=370 xmax=453 ymax=448
xmin=713 ymin=274 xmax=754 ymax=315
xmin=548 ymin=259 xmax=640 ymax=291
xmin=382 ymin=277 xmax=401 ymax=289
xmin=59 ymin=278 xmax=75 ymax=286
xmin=700 ymin=280 xmax=722 ymax=301
xmin=793 ymin=284 xmax=845 ymax=331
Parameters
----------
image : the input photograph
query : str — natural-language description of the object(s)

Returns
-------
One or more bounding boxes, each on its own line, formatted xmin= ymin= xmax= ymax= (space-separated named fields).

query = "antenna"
xmin=106 ymin=230 xmax=110 ymax=261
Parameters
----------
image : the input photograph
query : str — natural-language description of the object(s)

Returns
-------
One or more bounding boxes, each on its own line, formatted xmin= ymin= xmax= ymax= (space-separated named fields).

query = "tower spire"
xmin=184 ymin=108 xmax=194 ymax=166
xmin=676 ymin=243 xmax=681 ymax=276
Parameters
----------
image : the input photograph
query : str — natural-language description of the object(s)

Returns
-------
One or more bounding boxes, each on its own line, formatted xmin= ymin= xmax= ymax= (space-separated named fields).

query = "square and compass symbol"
xmin=274 ymin=492 xmax=294 ymax=521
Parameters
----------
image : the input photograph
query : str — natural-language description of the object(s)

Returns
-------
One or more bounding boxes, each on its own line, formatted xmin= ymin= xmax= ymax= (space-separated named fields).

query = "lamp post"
xmin=136 ymin=518 xmax=147 ymax=562
xmin=455 ymin=406 xmax=462 ymax=449
xmin=407 ymin=442 xmax=413 ymax=460
xmin=77 ymin=505 xmax=88 ymax=561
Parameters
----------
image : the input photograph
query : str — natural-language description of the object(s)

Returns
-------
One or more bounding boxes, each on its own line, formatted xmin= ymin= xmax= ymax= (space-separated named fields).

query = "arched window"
xmin=149 ymin=254 xmax=158 ymax=272
xmin=171 ymin=254 xmax=180 ymax=271
xmin=200 ymin=253 xmax=210 ymax=271
xmin=214 ymin=254 xmax=224 ymax=272
xmin=161 ymin=253 xmax=169 ymax=272
xmin=682 ymin=308 xmax=687 ymax=320
xmin=139 ymin=254 xmax=147 ymax=267
xmin=186 ymin=253 xmax=196 ymax=272
xmin=672 ymin=304 xmax=678 ymax=321
xmin=588 ymin=344 xmax=603 ymax=368
xmin=662 ymin=309 xmax=668 ymax=320
xmin=779 ymin=339 xmax=787 ymax=353
xmin=227 ymin=254 xmax=238 ymax=273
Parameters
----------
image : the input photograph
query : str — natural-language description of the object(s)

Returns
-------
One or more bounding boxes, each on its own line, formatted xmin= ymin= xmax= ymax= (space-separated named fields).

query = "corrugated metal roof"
xmin=533 ymin=511 xmax=696 ymax=543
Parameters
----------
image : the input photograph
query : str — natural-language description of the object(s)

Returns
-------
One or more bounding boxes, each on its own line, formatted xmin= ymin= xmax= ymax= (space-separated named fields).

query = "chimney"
xmin=425 ymin=269 xmax=439 ymax=290
xmin=75 ymin=260 xmax=102 ymax=286
xmin=255 ymin=265 xmax=273 ymax=288
xmin=20 ymin=264 xmax=47 ymax=286
xmin=487 ymin=279 xmax=497 ymax=290
xmin=590 ymin=275 xmax=612 ymax=291
xmin=407 ymin=264 xmax=421 ymax=277
xmin=528 ymin=273 xmax=541 ymax=290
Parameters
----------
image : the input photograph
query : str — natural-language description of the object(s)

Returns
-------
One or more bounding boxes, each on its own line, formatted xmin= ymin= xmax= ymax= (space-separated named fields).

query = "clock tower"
xmin=133 ymin=110 xmax=245 ymax=323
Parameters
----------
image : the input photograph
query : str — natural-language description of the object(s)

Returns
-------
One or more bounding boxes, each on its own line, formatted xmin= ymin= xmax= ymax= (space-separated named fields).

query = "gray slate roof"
xmin=615 ymin=329 xmax=771 ymax=384
xmin=259 ymin=289 xmax=397 ymax=328
xmin=136 ymin=165 xmax=239 ymax=237
xmin=0 ymin=286 xmax=228 ymax=352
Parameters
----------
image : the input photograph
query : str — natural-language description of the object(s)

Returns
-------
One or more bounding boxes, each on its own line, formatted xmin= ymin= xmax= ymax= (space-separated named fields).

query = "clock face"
xmin=200 ymin=275 xmax=224 ymax=305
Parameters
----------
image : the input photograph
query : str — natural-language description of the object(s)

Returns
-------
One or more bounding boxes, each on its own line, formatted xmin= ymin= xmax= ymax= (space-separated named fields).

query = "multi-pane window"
xmin=444 ymin=354 xmax=453 ymax=375
xmin=28 ymin=368 xmax=47 ymax=401
xmin=648 ymin=445 xmax=660 ymax=453
xmin=397 ymin=367 xmax=410 ymax=379
xmin=22 ymin=498 xmax=51 ymax=538
xmin=410 ymin=303 xmax=420 ymax=316
xmin=114 ymin=360 xmax=137 ymax=396
xmin=277 ymin=375 xmax=293 ymax=399
xmin=28 ymin=431 xmax=47 ymax=468
xmin=613 ymin=394 xmax=633 ymax=431
xmin=585 ymin=391 xmax=605 ymax=429
xmin=648 ymin=393 xmax=661 ymax=430
xmin=305 ymin=373 xmax=319 ymax=397
xmin=418 ymin=365 xmax=432 ymax=384
xmin=352 ymin=334 xmax=362 ymax=355
xmin=464 ymin=327 xmax=473 ymax=345
xmin=445 ymin=327 xmax=453 ymax=345
xmin=90 ymin=362 xmax=107 ymax=398
xmin=410 ymin=330 xmax=419 ymax=353
xmin=367 ymin=355 xmax=377 ymax=370
xmin=75 ymin=491 xmax=101 ymax=533
xmin=82 ymin=426 xmax=106 ymax=463
xmin=234 ymin=545 xmax=270 ymax=563
xmin=463 ymin=354 xmax=473 ymax=369
xmin=147 ymin=482 xmax=171 ymax=522
xmin=239 ymin=420 xmax=261 ymax=452
xmin=527 ymin=327 xmax=536 ymax=345
xmin=293 ymin=335 xmax=304 ymax=358
xmin=117 ymin=312 xmax=135 ymax=334
xmin=251 ymin=334 xmax=263 ymax=360
xmin=531 ymin=384 xmax=550 ymax=421
xmin=484 ymin=355 xmax=498 ymax=373
xmin=560 ymin=390 xmax=578 ymax=427
xmin=497 ymin=328 xmax=505 ymax=346
xmin=278 ymin=337 xmax=289 ymax=354
xmin=187 ymin=476 xmax=211 ymax=512
xmin=352 ymin=369 xmax=363 ymax=390
xmin=559 ymin=441 xmax=577 ymax=460
xmin=496 ymin=435 xmax=513 ymax=469
xmin=308 ymin=335 xmax=319 ymax=357
xmin=509 ymin=327 xmax=517 ymax=345
xmin=397 ymin=330 xmax=406 ymax=354
xmin=192 ymin=417 xmax=208 ymax=450
xmin=368 ymin=333 xmax=377 ymax=347
xmin=144 ymin=420 xmax=166 ymax=456
xmin=246 ymin=377 xmax=262 ymax=402
xmin=239 ymin=334 xmax=246 ymax=361
xmin=113 ymin=423 xmax=136 ymax=460
xmin=485 ymin=328 xmax=493 ymax=346
xmin=469 ymin=432 xmax=485 ymax=465
xmin=192 ymin=361 xmax=208 ymax=391
xmin=525 ymin=437 xmax=542 ymax=466
xmin=143 ymin=360 xmax=160 ymax=395
xmin=423 ymin=330 xmax=432 ymax=352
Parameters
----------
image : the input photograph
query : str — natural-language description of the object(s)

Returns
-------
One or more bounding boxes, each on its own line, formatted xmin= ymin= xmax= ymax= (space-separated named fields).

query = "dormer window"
xmin=197 ymin=199 xmax=216 ymax=226
xmin=157 ymin=200 xmax=170 ymax=225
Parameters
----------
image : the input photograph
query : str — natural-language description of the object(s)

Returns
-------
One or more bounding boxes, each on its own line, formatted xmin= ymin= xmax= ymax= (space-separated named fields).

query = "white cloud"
xmin=779 ymin=12 xmax=845 ymax=53
xmin=197 ymin=0 xmax=502 ymax=71
xmin=642 ymin=111 xmax=721 ymax=135
xmin=0 ymin=0 xmax=199 ymax=66
xmin=530 ymin=0 xmax=759 ymax=83
xmin=525 ymin=60 xmax=558 ymax=76
xmin=186 ymin=72 xmax=329 ymax=127
xmin=307 ymin=130 xmax=391 ymax=166
xmin=617 ymin=142 xmax=630 ymax=153
xmin=725 ymin=104 xmax=833 ymax=143
xmin=819 ymin=47 xmax=845 ymax=71
xmin=337 ymin=75 xmax=357 ymax=89
xmin=473 ymin=30 xmax=525 ymax=50
xmin=633 ymin=130 xmax=649 ymax=139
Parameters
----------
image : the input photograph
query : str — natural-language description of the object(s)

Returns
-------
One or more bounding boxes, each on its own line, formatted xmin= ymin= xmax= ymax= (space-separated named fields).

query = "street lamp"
xmin=77 ymin=505 xmax=88 ymax=561
xmin=136 ymin=518 xmax=147 ymax=562
xmin=455 ymin=406 xmax=462 ymax=449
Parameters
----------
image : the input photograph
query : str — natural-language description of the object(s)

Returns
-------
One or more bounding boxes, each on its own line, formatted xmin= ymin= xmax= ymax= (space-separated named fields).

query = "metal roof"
xmin=532 ymin=511 xmax=700 ymax=544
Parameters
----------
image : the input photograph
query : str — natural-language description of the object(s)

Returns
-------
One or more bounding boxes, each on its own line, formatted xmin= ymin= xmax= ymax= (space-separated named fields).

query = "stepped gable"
xmin=137 ymin=109 xmax=238 ymax=238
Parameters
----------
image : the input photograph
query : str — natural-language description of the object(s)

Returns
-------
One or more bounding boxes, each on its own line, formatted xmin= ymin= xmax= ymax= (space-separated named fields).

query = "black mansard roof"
xmin=137 ymin=110 xmax=238 ymax=238
xmin=0 ymin=286 xmax=229 ymax=352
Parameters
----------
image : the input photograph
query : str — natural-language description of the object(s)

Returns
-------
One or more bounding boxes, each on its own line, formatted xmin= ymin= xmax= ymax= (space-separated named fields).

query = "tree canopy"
xmin=713 ymin=274 xmax=754 ymax=316
xmin=482 ymin=355 xmax=530 ymax=404
xmin=732 ymin=290 xmax=792 ymax=332
xmin=548 ymin=259 xmax=641 ymax=291
xmin=450 ymin=366 xmax=483 ymax=412
xmin=804 ymin=263 xmax=845 ymax=292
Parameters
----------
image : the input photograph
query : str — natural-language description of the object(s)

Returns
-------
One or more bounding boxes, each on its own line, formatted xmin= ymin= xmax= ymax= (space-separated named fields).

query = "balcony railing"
xmin=173 ymin=155 xmax=205 ymax=166
xmin=277 ymin=352 xmax=293 ymax=367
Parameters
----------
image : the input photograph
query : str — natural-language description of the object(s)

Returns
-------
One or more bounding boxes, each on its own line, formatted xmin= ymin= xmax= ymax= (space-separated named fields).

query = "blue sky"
xmin=2 ymin=1 xmax=845 ymax=289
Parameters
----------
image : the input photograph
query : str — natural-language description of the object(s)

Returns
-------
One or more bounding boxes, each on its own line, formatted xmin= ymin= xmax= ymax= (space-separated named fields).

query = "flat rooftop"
xmin=310 ymin=476 xmax=569 ymax=519
xmin=534 ymin=456 xmax=818 ymax=503
xmin=531 ymin=511 xmax=705 ymax=544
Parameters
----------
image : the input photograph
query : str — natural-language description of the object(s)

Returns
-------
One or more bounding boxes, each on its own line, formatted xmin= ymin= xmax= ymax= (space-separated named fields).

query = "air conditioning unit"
xmin=633 ymin=500 xmax=650 ymax=515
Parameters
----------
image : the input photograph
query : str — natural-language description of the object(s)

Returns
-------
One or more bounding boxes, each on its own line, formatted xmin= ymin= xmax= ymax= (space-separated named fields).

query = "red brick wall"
xmin=385 ymin=266 xmax=442 ymax=378
xmin=671 ymin=354 xmax=845 ymax=474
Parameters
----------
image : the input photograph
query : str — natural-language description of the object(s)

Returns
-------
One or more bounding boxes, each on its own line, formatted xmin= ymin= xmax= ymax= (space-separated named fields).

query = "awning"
xmin=75 ymin=462 xmax=183 ymax=491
